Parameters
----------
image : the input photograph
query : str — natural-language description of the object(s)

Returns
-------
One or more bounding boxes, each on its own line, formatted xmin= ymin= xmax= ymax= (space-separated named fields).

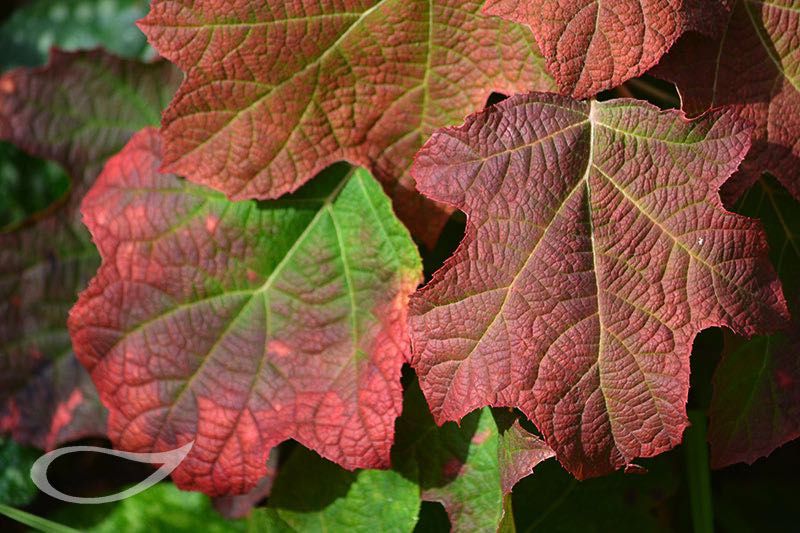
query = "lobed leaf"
xmin=68 ymin=128 xmax=422 ymax=496
xmin=138 ymin=0 xmax=555 ymax=245
xmin=393 ymin=381 xmax=554 ymax=532
xmin=653 ymin=0 xmax=800 ymax=204
xmin=482 ymin=0 xmax=731 ymax=99
xmin=709 ymin=177 xmax=800 ymax=467
xmin=0 ymin=50 xmax=180 ymax=450
xmin=0 ymin=49 xmax=181 ymax=215
xmin=409 ymin=93 xmax=788 ymax=479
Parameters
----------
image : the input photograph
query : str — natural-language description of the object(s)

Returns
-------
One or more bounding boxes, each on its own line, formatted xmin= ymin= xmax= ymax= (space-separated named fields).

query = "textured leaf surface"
xmin=69 ymin=128 xmax=422 ymax=496
xmin=653 ymin=0 xmax=800 ymax=204
xmin=0 ymin=49 xmax=181 ymax=213
xmin=139 ymin=0 xmax=555 ymax=244
xmin=709 ymin=176 xmax=800 ymax=467
xmin=482 ymin=0 xmax=730 ymax=99
xmin=254 ymin=447 xmax=419 ymax=533
xmin=212 ymin=449 xmax=278 ymax=518
xmin=0 ymin=0 xmax=153 ymax=70
xmin=0 ymin=50 xmax=179 ymax=450
xmin=409 ymin=93 xmax=788 ymax=479
xmin=393 ymin=381 xmax=553 ymax=532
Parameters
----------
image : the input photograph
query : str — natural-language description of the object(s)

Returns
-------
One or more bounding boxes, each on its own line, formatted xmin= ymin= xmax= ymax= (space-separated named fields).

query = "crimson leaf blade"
xmin=482 ymin=0 xmax=730 ymax=99
xmin=138 ymin=0 xmax=555 ymax=245
xmin=68 ymin=128 xmax=422 ymax=496
xmin=409 ymin=93 xmax=788 ymax=479
xmin=653 ymin=0 xmax=800 ymax=205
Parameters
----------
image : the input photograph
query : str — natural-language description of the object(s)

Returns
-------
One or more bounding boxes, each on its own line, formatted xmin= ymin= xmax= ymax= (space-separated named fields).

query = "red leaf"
xmin=709 ymin=177 xmax=800 ymax=467
xmin=409 ymin=93 xmax=788 ymax=479
xmin=0 ymin=50 xmax=180 ymax=450
xmin=653 ymin=0 xmax=800 ymax=205
xmin=138 ymin=0 xmax=555 ymax=245
xmin=482 ymin=0 xmax=730 ymax=99
xmin=0 ymin=49 xmax=181 ymax=214
xmin=68 ymin=128 xmax=422 ymax=496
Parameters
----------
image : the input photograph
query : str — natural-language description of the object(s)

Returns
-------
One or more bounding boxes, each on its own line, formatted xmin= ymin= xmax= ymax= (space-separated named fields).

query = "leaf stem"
xmin=0 ymin=503 xmax=81 ymax=533
xmin=685 ymin=409 xmax=714 ymax=533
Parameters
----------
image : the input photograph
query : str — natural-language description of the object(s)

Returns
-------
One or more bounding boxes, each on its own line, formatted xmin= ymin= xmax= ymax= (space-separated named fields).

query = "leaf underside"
xmin=654 ymin=0 xmax=800 ymax=205
xmin=409 ymin=92 xmax=788 ymax=479
xmin=68 ymin=128 xmax=422 ymax=496
xmin=138 ymin=0 xmax=555 ymax=245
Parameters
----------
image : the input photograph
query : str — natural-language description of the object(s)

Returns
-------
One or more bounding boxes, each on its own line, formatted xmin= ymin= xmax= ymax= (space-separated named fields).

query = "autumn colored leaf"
xmin=709 ymin=177 xmax=800 ymax=468
xmin=409 ymin=93 xmax=788 ymax=479
xmin=653 ymin=0 xmax=800 ymax=204
xmin=0 ymin=49 xmax=181 ymax=214
xmin=393 ymin=381 xmax=553 ymax=532
xmin=68 ymin=128 xmax=422 ymax=496
xmin=482 ymin=0 xmax=731 ymax=99
xmin=138 ymin=0 xmax=555 ymax=245
xmin=0 ymin=217 xmax=105 ymax=450
xmin=212 ymin=451 xmax=279 ymax=519
xmin=0 ymin=50 xmax=180 ymax=450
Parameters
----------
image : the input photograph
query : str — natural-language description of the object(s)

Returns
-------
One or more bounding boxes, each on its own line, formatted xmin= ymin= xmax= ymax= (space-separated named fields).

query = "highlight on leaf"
xmin=68 ymin=128 xmax=422 ymax=496
xmin=409 ymin=92 xmax=789 ymax=479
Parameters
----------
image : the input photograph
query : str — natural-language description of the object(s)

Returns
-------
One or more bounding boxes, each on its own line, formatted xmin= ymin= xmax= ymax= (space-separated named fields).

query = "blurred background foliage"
xmin=0 ymin=1 xmax=798 ymax=532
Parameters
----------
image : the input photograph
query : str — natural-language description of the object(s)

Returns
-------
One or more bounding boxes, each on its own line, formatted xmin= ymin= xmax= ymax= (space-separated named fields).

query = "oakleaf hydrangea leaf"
xmin=653 ymin=0 xmax=800 ymax=204
xmin=0 ymin=50 xmax=180 ymax=450
xmin=393 ymin=381 xmax=553 ymax=532
xmin=709 ymin=177 xmax=800 ymax=467
xmin=0 ymin=49 xmax=181 ymax=214
xmin=253 ymin=447 xmax=419 ymax=533
xmin=482 ymin=0 xmax=731 ymax=99
xmin=138 ymin=0 xmax=555 ymax=245
xmin=409 ymin=93 xmax=789 ymax=479
xmin=68 ymin=128 xmax=422 ymax=496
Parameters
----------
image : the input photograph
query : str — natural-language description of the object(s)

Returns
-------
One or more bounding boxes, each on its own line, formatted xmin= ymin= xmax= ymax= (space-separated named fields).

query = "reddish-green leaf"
xmin=0 ymin=49 xmax=181 ymax=214
xmin=653 ymin=0 xmax=800 ymax=204
xmin=138 ymin=0 xmax=555 ymax=245
xmin=0 ymin=50 xmax=180 ymax=450
xmin=482 ymin=0 xmax=731 ymax=99
xmin=409 ymin=93 xmax=788 ymax=479
xmin=68 ymin=128 xmax=422 ymax=496
xmin=709 ymin=177 xmax=800 ymax=467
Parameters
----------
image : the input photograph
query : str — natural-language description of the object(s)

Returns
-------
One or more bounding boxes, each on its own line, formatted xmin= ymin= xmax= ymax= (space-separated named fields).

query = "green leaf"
xmin=393 ymin=382 xmax=552 ymax=532
xmin=0 ymin=438 xmax=38 ymax=506
xmin=0 ymin=0 xmax=152 ymax=70
xmin=252 ymin=447 xmax=420 ymax=533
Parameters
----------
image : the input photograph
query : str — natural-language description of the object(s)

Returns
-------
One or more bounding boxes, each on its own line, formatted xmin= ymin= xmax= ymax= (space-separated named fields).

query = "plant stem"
xmin=0 ymin=503 xmax=81 ymax=533
xmin=685 ymin=409 xmax=714 ymax=533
